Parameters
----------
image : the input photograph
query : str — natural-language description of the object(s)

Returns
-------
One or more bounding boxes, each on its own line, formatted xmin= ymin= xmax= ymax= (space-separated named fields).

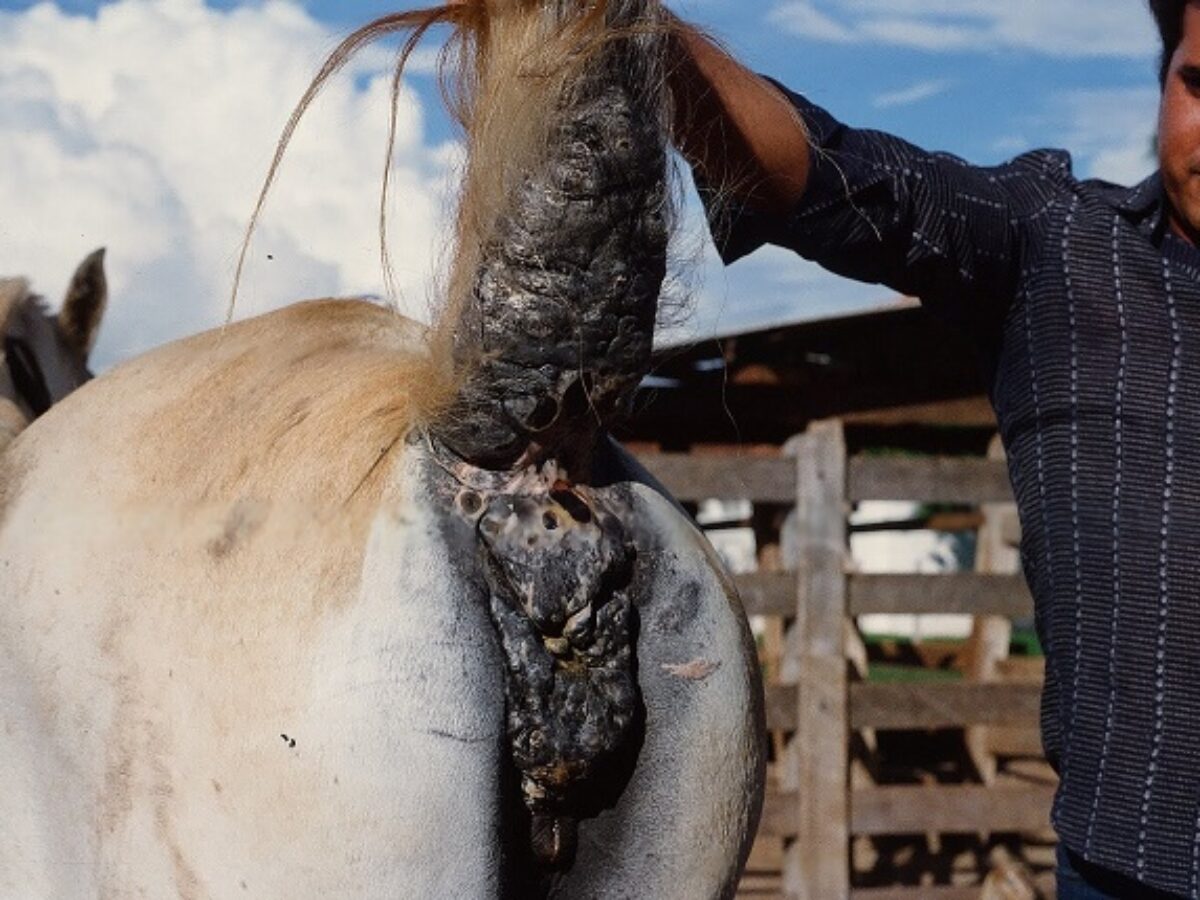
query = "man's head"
xmin=1155 ymin=1 xmax=1200 ymax=242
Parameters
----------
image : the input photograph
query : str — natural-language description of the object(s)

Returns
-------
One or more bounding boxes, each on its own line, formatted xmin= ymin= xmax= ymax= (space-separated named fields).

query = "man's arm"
xmin=667 ymin=19 xmax=811 ymax=216
xmin=665 ymin=15 xmax=1076 ymax=332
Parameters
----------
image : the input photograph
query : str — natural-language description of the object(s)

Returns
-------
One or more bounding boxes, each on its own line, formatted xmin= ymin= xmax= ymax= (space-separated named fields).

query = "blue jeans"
xmin=1056 ymin=845 xmax=1186 ymax=899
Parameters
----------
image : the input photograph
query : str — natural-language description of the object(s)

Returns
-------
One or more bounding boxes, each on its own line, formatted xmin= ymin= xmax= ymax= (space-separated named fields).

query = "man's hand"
xmin=437 ymin=3 xmax=808 ymax=212
xmin=666 ymin=13 xmax=810 ymax=214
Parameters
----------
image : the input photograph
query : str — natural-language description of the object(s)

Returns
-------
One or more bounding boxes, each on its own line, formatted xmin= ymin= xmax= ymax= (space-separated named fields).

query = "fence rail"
xmin=760 ymin=784 xmax=1055 ymax=838
xmin=732 ymin=572 xmax=1034 ymax=618
xmin=763 ymin=682 xmax=1041 ymax=731
xmin=637 ymin=452 xmax=1013 ymax=504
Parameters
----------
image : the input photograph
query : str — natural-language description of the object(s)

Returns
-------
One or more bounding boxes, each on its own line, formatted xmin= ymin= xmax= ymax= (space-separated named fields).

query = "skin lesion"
xmin=473 ymin=473 xmax=640 ymax=869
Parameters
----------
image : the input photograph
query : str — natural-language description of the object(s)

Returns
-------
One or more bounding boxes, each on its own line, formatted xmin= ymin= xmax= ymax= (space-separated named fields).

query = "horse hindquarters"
xmin=0 ymin=330 xmax=763 ymax=898
xmin=0 ymin=444 xmax=513 ymax=898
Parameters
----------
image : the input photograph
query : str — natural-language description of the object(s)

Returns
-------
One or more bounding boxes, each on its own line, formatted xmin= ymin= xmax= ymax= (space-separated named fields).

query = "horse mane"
xmin=231 ymin=0 xmax=679 ymax=436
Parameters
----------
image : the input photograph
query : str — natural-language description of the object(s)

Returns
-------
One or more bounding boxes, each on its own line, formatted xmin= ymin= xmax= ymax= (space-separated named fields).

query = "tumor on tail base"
xmin=476 ymin=476 xmax=638 ymax=866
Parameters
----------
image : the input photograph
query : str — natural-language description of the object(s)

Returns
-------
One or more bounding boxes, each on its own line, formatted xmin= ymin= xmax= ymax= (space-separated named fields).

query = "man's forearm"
xmin=667 ymin=18 xmax=810 ymax=215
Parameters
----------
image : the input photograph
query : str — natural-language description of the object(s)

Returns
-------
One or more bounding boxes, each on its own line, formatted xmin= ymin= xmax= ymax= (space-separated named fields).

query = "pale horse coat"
xmin=0 ymin=299 xmax=763 ymax=898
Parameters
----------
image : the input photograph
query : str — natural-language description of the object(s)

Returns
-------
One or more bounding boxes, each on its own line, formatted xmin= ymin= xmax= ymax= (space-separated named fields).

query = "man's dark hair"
xmin=1150 ymin=0 xmax=1187 ymax=87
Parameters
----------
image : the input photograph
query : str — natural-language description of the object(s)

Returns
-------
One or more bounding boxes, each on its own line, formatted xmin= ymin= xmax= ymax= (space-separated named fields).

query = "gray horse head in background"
xmin=0 ymin=248 xmax=107 ymax=444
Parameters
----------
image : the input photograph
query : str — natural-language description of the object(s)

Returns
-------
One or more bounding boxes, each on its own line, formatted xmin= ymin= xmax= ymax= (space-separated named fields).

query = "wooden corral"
xmin=635 ymin=431 xmax=1054 ymax=898
xmin=624 ymin=303 xmax=1057 ymax=898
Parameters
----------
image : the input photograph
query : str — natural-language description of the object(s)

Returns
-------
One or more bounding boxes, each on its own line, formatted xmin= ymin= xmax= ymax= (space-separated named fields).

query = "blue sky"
xmin=0 ymin=1 xmax=1166 ymax=362
xmin=2 ymin=0 xmax=1160 ymax=165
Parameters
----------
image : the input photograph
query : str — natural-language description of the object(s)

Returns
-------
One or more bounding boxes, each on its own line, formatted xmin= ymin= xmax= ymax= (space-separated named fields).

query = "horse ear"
xmin=58 ymin=248 xmax=107 ymax=359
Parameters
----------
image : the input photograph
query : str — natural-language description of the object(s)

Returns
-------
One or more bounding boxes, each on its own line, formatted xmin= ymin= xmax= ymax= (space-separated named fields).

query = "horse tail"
xmin=236 ymin=0 xmax=674 ymax=472
xmin=431 ymin=0 xmax=672 ymax=470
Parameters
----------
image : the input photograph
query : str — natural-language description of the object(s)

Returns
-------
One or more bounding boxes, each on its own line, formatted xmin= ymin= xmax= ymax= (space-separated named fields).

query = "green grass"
xmin=867 ymin=663 xmax=963 ymax=683
xmin=860 ymin=626 xmax=1043 ymax=683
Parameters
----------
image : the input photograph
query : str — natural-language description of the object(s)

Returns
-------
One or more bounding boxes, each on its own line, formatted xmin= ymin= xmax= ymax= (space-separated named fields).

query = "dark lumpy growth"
xmin=438 ymin=27 xmax=669 ymax=467
xmin=478 ymin=487 xmax=638 ymax=867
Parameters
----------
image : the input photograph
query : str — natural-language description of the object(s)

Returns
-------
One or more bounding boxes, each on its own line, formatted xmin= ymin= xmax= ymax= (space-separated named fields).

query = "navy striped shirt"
xmin=706 ymin=85 xmax=1200 ymax=897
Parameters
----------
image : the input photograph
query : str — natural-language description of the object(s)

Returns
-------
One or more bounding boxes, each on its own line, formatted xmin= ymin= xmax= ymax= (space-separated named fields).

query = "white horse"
xmin=0 ymin=248 xmax=106 ymax=447
xmin=0 ymin=3 xmax=764 ymax=898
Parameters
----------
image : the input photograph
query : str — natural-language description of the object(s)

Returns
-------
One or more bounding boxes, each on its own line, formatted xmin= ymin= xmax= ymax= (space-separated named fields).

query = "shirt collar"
xmin=1109 ymin=171 xmax=1166 ymax=237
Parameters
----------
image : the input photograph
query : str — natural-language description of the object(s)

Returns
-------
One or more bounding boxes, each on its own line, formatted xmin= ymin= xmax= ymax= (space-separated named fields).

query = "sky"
xmin=0 ymin=0 xmax=1164 ymax=369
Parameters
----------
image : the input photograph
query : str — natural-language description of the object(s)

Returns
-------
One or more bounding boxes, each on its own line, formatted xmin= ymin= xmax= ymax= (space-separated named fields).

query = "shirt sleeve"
xmin=700 ymin=81 xmax=1076 ymax=332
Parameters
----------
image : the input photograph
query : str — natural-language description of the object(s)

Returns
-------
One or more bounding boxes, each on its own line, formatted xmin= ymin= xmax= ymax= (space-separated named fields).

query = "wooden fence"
xmin=636 ymin=421 xmax=1053 ymax=899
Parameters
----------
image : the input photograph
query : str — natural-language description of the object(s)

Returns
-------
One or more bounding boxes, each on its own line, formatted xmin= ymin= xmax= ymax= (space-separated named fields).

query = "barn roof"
xmin=623 ymin=298 xmax=997 ymax=448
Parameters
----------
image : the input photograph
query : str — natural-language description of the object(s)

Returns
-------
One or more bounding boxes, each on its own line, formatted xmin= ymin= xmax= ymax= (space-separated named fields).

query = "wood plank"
xmin=764 ymin=684 xmax=797 ymax=731
xmin=995 ymin=656 xmax=1045 ymax=683
xmin=848 ymin=511 xmax=985 ymax=534
xmin=850 ymin=683 xmax=1042 ymax=730
xmin=784 ymin=421 xmax=850 ymax=900
xmin=635 ymin=453 xmax=795 ymax=502
xmin=734 ymin=572 xmax=795 ymax=618
xmin=771 ymin=683 xmax=1044 ymax=731
xmin=735 ymin=885 xmax=784 ymax=899
xmin=729 ymin=883 xmax=1032 ymax=897
xmin=847 ymin=573 xmax=1032 ymax=617
xmin=987 ymin=726 xmax=1044 ymax=758
xmin=743 ymin=836 xmax=784 ymax=871
xmin=849 ymin=457 xmax=1012 ymax=503
xmin=851 ymin=785 xmax=1055 ymax=835
xmin=759 ymin=789 xmax=800 ymax=838
xmin=762 ymin=784 xmax=1057 ymax=838
xmin=840 ymin=395 xmax=998 ymax=429
xmin=964 ymin=457 xmax=1019 ymax=787
xmin=1001 ymin=759 xmax=1058 ymax=787
xmin=636 ymin=452 xmax=1016 ymax=504
xmin=850 ymin=888 xmax=982 ymax=900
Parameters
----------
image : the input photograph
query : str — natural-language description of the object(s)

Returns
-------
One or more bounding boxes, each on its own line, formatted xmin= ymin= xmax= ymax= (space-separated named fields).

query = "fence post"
xmin=782 ymin=420 xmax=849 ymax=899
xmin=965 ymin=434 xmax=1020 ymax=784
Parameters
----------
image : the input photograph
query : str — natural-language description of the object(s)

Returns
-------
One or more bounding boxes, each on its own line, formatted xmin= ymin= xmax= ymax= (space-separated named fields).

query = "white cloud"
xmin=766 ymin=2 xmax=855 ymax=44
xmin=873 ymin=78 xmax=953 ymax=109
xmin=860 ymin=19 xmax=980 ymax=53
xmin=1054 ymin=87 xmax=1160 ymax=185
xmin=768 ymin=0 xmax=1157 ymax=58
xmin=988 ymin=88 xmax=1156 ymax=185
xmin=0 ymin=0 xmax=458 ymax=369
